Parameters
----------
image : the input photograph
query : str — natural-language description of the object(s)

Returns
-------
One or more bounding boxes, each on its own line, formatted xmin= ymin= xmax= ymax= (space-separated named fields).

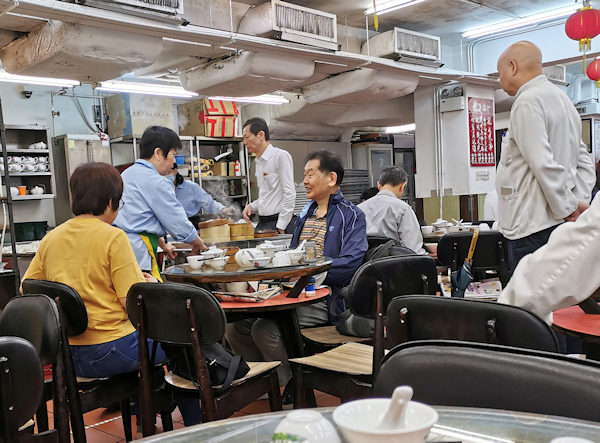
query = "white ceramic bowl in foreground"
xmin=273 ymin=410 xmax=340 ymax=443
xmin=186 ymin=255 xmax=205 ymax=270
xmin=332 ymin=398 xmax=438 ymax=443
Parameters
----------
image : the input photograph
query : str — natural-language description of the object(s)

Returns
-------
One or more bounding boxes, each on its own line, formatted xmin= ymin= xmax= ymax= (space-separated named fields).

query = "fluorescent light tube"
xmin=97 ymin=81 xmax=198 ymax=98
xmin=0 ymin=71 xmax=80 ymax=88
xmin=385 ymin=123 xmax=416 ymax=133
xmin=462 ymin=4 xmax=579 ymax=39
xmin=209 ymin=94 xmax=290 ymax=105
xmin=366 ymin=0 xmax=427 ymax=16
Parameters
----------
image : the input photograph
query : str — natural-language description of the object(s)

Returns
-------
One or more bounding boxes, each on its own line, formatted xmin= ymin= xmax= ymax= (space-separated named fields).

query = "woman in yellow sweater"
xmin=23 ymin=161 xmax=162 ymax=376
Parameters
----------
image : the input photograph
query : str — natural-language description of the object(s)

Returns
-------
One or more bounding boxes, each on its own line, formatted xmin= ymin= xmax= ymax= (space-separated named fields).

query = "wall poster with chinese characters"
xmin=468 ymin=97 xmax=495 ymax=167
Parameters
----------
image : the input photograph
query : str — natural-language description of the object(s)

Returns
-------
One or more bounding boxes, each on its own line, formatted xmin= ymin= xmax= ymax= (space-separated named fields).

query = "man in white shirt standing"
xmin=242 ymin=117 xmax=296 ymax=233
xmin=358 ymin=165 xmax=426 ymax=254
xmin=495 ymin=41 xmax=595 ymax=271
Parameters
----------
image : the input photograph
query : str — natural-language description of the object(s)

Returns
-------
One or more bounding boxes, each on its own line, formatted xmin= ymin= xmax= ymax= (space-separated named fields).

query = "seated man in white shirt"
xmin=358 ymin=165 xmax=426 ymax=254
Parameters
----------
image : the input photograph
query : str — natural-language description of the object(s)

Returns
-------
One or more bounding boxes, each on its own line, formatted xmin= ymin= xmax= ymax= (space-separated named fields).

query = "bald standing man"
xmin=495 ymin=41 xmax=595 ymax=272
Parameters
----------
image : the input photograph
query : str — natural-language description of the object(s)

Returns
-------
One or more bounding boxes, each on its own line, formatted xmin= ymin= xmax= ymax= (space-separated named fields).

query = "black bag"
xmin=202 ymin=343 xmax=250 ymax=393
xmin=172 ymin=342 xmax=250 ymax=394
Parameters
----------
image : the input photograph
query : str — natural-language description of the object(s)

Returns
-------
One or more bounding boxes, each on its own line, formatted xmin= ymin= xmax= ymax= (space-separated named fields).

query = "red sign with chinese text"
xmin=468 ymin=97 xmax=495 ymax=167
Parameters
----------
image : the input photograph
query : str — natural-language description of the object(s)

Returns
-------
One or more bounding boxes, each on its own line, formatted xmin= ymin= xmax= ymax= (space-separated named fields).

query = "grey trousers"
xmin=225 ymin=300 xmax=329 ymax=386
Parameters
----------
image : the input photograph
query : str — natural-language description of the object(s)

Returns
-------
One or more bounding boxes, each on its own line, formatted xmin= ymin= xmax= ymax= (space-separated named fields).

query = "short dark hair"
xmin=171 ymin=162 xmax=184 ymax=186
xmin=379 ymin=165 xmax=408 ymax=187
xmin=306 ymin=150 xmax=344 ymax=185
xmin=139 ymin=125 xmax=181 ymax=159
xmin=243 ymin=117 xmax=270 ymax=141
xmin=70 ymin=162 xmax=123 ymax=216
xmin=360 ymin=187 xmax=379 ymax=202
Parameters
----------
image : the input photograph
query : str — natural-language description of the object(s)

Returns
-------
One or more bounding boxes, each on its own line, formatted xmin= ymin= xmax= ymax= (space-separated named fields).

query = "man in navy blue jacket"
xmin=226 ymin=150 xmax=367 ymax=400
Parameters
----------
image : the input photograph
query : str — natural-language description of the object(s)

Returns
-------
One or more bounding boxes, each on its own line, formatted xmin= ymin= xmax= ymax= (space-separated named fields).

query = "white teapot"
xmin=30 ymin=186 xmax=44 ymax=195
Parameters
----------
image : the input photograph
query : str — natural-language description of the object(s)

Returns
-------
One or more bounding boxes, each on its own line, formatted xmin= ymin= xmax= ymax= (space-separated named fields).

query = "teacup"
xmin=420 ymin=226 xmax=433 ymax=235
xmin=272 ymin=251 xmax=291 ymax=267
xmin=37 ymin=156 xmax=48 ymax=164
xmin=8 ymin=164 xmax=23 ymax=172
xmin=22 ymin=156 xmax=37 ymax=164
xmin=21 ymin=164 xmax=36 ymax=173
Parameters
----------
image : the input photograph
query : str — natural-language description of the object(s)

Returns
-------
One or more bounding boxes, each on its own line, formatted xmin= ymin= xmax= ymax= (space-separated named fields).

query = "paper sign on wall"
xmin=468 ymin=97 xmax=495 ymax=167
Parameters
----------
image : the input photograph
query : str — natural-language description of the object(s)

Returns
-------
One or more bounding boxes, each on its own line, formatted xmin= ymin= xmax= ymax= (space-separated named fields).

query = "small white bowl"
xmin=333 ymin=398 xmax=438 ymax=443
xmin=251 ymin=256 xmax=272 ymax=268
xmin=420 ymin=226 xmax=433 ymax=235
xmin=273 ymin=410 xmax=340 ymax=443
xmin=257 ymin=242 xmax=285 ymax=257
xmin=283 ymin=249 xmax=304 ymax=265
xmin=207 ymin=256 xmax=228 ymax=270
xmin=202 ymin=247 xmax=225 ymax=259
xmin=186 ymin=255 xmax=205 ymax=270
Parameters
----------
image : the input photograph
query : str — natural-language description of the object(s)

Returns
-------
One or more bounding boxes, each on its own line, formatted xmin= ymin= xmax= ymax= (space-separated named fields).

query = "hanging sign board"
xmin=468 ymin=97 xmax=495 ymax=167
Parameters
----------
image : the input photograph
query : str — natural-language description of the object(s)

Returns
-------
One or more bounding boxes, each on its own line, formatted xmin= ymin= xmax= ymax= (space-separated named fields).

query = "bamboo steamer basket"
xmin=229 ymin=222 xmax=254 ymax=241
xmin=198 ymin=219 xmax=230 ymax=243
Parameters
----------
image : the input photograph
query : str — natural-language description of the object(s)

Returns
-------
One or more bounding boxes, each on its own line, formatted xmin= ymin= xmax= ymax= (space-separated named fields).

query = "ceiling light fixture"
xmin=462 ymin=4 xmax=579 ymax=39
xmin=385 ymin=123 xmax=416 ymax=133
xmin=366 ymin=0 xmax=427 ymax=16
xmin=162 ymin=37 xmax=213 ymax=47
xmin=208 ymin=94 xmax=290 ymax=105
xmin=96 ymin=80 xmax=199 ymax=98
xmin=0 ymin=71 xmax=80 ymax=88
xmin=314 ymin=60 xmax=349 ymax=67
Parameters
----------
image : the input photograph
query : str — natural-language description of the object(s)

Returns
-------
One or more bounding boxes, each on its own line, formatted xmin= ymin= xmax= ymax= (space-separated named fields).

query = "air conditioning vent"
xmin=362 ymin=27 xmax=443 ymax=67
xmin=66 ymin=0 xmax=184 ymax=23
xmin=271 ymin=0 xmax=338 ymax=50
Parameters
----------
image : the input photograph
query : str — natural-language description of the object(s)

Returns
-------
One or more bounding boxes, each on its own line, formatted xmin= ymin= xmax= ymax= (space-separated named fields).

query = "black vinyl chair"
xmin=126 ymin=282 xmax=282 ymax=437
xmin=21 ymin=279 xmax=143 ymax=442
xmin=373 ymin=340 xmax=600 ymax=422
xmin=437 ymin=231 xmax=510 ymax=288
xmin=0 ymin=295 xmax=71 ymax=443
xmin=0 ymin=336 xmax=59 ymax=443
xmin=290 ymin=255 xmax=437 ymax=406
xmin=385 ymin=295 xmax=559 ymax=352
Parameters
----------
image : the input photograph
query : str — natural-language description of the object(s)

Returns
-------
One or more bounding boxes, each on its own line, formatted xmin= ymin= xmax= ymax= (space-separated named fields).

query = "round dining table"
xmin=163 ymin=258 xmax=333 ymax=358
xmin=553 ymin=303 xmax=600 ymax=360
xmin=138 ymin=406 xmax=600 ymax=442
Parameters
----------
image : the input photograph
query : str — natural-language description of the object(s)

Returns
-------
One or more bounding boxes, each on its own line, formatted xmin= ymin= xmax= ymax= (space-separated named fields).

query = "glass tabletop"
xmin=164 ymin=257 xmax=333 ymax=278
xmin=140 ymin=406 xmax=600 ymax=442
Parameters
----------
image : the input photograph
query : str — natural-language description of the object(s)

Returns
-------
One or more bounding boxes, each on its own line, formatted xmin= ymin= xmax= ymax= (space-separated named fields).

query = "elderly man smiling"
xmin=226 ymin=149 xmax=367 ymax=403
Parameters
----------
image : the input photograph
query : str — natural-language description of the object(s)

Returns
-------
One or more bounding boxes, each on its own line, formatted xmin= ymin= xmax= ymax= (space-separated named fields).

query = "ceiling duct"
xmin=0 ymin=20 xmax=162 ymax=82
xmin=179 ymin=50 xmax=315 ymax=97
xmin=61 ymin=0 xmax=185 ymax=23
xmin=238 ymin=0 xmax=339 ymax=50
xmin=361 ymin=27 xmax=443 ymax=68
xmin=301 ymin=68 xmax=418 ymax=105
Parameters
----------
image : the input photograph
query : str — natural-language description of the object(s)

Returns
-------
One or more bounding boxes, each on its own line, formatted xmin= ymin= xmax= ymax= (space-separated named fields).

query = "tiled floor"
xmin=36 ymin=391 xmax=341 ymax=442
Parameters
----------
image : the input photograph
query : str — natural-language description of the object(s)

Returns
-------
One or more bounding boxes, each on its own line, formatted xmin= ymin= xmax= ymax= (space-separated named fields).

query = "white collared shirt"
xmin=249 ymin=144 xmax=296 ymax=231
xmin=496 ymin=75 xmax=595 ymax=240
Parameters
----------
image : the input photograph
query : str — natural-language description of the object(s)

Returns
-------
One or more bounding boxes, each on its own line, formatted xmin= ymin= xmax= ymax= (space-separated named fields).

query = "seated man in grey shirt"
xmin=358 ymin=165 xmax=426 ymax=254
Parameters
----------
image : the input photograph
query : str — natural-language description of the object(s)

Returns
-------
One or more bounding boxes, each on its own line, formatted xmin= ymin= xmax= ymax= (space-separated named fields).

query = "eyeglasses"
xmin=118 ymin=200 xmax=125 ymax=210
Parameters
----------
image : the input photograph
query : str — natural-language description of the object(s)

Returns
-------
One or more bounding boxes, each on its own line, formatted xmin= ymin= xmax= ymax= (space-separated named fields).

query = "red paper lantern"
xmin=587 ymin=58 xmax=600 ymax=87
xmin=565 ymin=4 xmax=600 ymax=52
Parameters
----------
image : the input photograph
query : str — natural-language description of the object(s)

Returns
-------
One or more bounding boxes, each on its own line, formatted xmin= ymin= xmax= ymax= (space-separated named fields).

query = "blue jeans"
xmin=71 ymin=332 xmax=203 ymax=426
xmin=507 ymin=224 xmax=559 ymax=273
